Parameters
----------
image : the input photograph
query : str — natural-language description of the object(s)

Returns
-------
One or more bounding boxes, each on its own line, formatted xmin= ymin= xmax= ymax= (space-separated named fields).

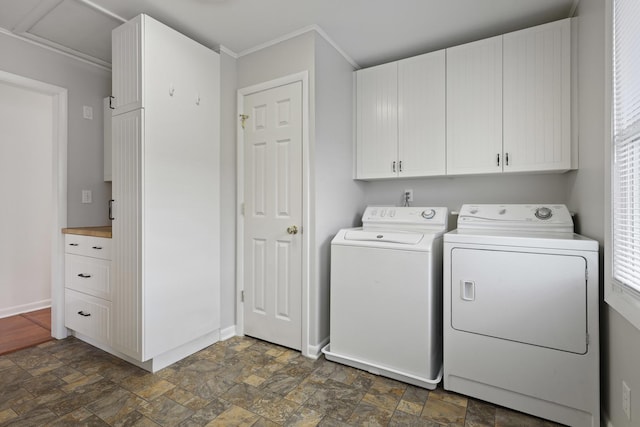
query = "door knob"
xmin=287 ymin=225 xmax=298 ymax=235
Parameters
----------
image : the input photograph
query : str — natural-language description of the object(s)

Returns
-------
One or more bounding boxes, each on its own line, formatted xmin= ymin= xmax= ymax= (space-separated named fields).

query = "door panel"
xmin=450 ymin=248 xmax=587 ymax=354
xmin=243 ymin=81 xmax=302 ymax=350
xmin=446 ymin=36 xmax=503 ymax=175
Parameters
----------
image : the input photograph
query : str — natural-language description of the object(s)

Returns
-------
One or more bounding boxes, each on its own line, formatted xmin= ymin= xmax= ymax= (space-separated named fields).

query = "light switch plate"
xmin=83 ymin=105 xmax=93 ymax=120
xmin=81 ymin=190 xmax=92 ymax=204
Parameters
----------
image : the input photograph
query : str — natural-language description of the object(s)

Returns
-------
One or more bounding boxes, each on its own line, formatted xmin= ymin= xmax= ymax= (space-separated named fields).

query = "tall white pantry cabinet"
xmin=110 ymin=14 xmax=221 ymax=371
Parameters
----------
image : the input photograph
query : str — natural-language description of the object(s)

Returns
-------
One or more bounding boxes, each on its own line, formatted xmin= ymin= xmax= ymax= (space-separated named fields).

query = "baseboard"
xmin=306 ymin=336 xmax=330 ymax=359
xmin=220 ymin=325 xmax=236 ymax=341
xmin=73 ymin=329 xmax=221 ymax=373
xmin=0 ymin=300 xmax=51 ymax=319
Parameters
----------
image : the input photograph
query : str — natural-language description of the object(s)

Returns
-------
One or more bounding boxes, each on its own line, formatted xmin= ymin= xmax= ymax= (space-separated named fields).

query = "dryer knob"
xmin=421 ymin=209 xmax=436 ymax=219
xmin=535 ymin=207 xmax=553 ymax=220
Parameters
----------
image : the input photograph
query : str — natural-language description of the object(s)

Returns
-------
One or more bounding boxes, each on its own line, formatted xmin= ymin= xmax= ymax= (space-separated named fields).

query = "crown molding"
xmin=568 ymin=0 xmax=580 ymax=17
xmin=218 ymin=44 xmax=238 ymax=59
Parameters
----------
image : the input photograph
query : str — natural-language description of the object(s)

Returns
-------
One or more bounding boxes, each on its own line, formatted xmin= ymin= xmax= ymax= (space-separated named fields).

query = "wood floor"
xmin=0 ymin=307 xmax=51 ymax=355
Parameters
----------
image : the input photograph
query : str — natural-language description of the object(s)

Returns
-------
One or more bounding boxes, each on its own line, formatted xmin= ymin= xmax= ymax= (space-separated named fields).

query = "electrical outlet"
xmin=623 ymin=380 xmax=631 ymax=420
xmin=404 ymin=189 xmax=414 ymax=202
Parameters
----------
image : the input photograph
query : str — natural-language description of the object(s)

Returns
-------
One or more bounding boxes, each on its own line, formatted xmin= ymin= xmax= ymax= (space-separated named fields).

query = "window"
xmin=607 ymin=0 xmax=640 ymax=328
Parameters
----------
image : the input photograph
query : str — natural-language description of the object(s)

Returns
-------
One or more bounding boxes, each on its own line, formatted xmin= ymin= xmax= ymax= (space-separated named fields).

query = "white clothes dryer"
xmin=443 ymin=204 xmax=599 ymax=427
xmin=323 ymin=206 xmax=448 ymax=389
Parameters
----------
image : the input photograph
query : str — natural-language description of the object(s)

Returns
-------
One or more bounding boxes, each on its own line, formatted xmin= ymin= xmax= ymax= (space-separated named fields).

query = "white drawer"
xmin=64 ymin=235 xmax=112 ymax=260
xmin=65 ymin=289 xmax=111 ymax=344
xmin=65 ymin=254 xmax=110 ymax=300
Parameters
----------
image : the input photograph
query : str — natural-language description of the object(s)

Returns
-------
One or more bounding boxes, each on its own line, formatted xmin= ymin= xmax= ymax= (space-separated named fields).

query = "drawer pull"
xmin=77 ymin=273 xmax=92 ymax=278
xmin=69 ymin=243 xmax=79 ymax=246
xmin=77 ymin=311 xmax=91 ymax=317
xmin=92 ymin=246 xmax=103 ymax=250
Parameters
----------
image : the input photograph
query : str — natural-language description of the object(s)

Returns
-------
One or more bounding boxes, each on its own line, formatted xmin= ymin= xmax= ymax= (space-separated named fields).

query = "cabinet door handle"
xmin=92 ymin=246 xmax=102 ymax=250
xmin=399 ymin=160 xmax=403 ymax=172
xmin=69 ymin=243 xmax=79 ymax=247
xmin=109 ymin=96 xmax=115 ymax=109
xmin=497 ymin=153 xmax=500 ymax=166
xmin=77 ymin=311 xmax=91 ymax=317
xmin=109 ymin=199 xmax=115 ymax=221
xmin=392 ymin=161 xmax=396 ymax=173
xmin=505 ymin=152 xmax=509 ymax=166
xmin=77 ymin=273 xmax=92 ymax=278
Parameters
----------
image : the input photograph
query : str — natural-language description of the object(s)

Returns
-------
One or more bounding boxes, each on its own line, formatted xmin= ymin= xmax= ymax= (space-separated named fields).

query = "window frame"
xmin=605 ymin=0 xmax=640 ymax=330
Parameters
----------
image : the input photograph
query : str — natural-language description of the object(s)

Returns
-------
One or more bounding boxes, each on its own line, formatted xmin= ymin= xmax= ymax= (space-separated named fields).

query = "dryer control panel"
xmin=362 ymin=206 xmax=449 ymax=232
xmin=457 ymin=204 xmax=574 ymax=233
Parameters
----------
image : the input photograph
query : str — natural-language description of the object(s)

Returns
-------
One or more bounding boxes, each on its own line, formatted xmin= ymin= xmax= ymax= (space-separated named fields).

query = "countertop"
xmin=62 ymin=226 xmax=112 ymax=238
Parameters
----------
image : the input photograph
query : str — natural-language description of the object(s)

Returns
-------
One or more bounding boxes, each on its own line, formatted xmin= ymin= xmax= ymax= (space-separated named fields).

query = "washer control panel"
xmin=362 ymin=206 xmax=448 ymax=232
xmin=457 ymin=204 xmax=574 ymax=233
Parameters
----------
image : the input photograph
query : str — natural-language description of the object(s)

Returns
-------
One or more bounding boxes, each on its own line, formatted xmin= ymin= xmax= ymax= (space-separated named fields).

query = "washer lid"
xmin=344 ymin=230 xmax=424 ymax=245
xmin=457 ymin=204 xmax=573 ymax=233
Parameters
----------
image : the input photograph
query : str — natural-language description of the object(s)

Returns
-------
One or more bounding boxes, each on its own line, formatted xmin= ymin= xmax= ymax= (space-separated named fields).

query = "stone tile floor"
xmin=0 ymin=336 xmax=562 ymax=426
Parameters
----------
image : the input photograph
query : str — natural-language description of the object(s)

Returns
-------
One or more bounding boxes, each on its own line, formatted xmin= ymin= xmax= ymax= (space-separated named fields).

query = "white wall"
xmin=237 ymin=32 xmax=315 ymax=89
xmin=0 ymin=33 xmax=111 ymax=227
xmin=0 ymin=82 xmax=53 ymax=316
xmin=566 ymin=0 xmax=640 ymax=425
xmin=313 ymin=34 xmax=365 ymax=345
xmin=363 ymin=174 xmax=568 ymax=218
xmin=219 ymin=51 xmax=238 ymax=330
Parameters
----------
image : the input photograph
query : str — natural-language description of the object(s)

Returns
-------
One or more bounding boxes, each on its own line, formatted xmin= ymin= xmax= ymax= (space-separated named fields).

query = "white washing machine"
xmin=323 ymin=206 xmax=448 ymax=390
xmin=443 ymin=204 xmax=599 ymax=427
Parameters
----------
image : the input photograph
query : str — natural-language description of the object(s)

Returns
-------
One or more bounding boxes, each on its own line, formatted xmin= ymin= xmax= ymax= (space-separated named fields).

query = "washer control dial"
xmin=421 ymin=209 xmax=436 ymax=219
xmin=535 ymin=207 xmax=553 ymax=220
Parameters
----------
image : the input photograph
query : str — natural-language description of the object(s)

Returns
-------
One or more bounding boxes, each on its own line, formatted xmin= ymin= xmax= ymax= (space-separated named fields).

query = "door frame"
xmin=236 ymin=71 xmax=310 ymax=356
xmin=0 ymin=70 xmax=68 ymax=339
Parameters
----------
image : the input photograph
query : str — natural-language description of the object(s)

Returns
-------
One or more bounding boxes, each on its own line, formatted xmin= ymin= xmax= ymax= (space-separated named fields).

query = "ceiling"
xmin=0 ymin=0 xmax=578 ymax=69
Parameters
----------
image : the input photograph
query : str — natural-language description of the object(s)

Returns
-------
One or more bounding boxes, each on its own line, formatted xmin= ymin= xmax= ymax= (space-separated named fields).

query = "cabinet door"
xmin=112 ymin=15 xmax=143 ymax=114
xmin=398 ymin=50 xmax=446 ymax=177
xmin=355 ymin=62 xmax=398 ymax=179
xmin=103 ymin=97 xmax=112 ymax=181
xmin=503 ymin=19 xmax=572 ymax=173
xmin=111 ymin=109 xmax=142 ymax=360
xmin=446 ymin=36 xmax=503 ymax=175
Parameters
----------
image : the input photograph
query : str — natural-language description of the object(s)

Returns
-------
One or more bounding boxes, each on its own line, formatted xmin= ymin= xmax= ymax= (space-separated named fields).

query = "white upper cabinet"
xmin=355 ymin=50 xmax=446 ymax=179
xmin=111 ymin=15 xmax=142 ymax=114
xmin=355 ymin=18 xmax=574 ymax=180
xmin=398 ymin=50 xmax=446 ymax=177
xmin=446 ymin=35 xmax=503 ymax=175
xmin=356 ymin=62 xmax=398 ymax=179
xmin=503 ymin=18 xmax=572 ymax=173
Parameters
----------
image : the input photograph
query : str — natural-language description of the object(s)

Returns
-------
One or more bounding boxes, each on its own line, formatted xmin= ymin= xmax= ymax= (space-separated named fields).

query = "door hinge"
xmin=241 ymin=290 xmax=244 ymax=302
xmin=585 ymin=268 xmax=588 ymax=281
xmin=109 ymin=95 xmax=115 ymax=109
xmin=239 ymin=114 xmax=249 ymax=129
xmin=586 ymin=333 xmax=590 ymax=346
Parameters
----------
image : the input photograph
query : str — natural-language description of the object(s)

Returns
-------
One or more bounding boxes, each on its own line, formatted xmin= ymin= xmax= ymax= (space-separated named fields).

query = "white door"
xmin=243 ymin=81 xmax=303 ymax=350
